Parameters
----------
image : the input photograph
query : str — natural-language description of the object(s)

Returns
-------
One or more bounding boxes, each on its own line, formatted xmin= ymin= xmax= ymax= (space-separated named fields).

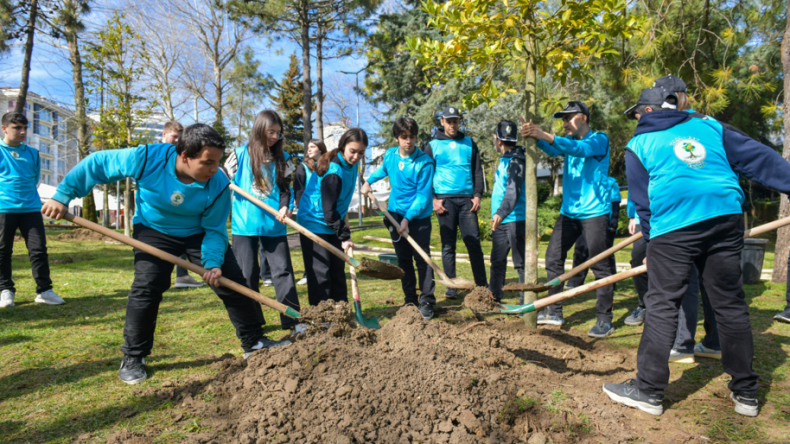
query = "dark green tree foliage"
xmin=228 ymin=47 xmax=274 ymax=143
xmin=268 ymin=53 xmax=309 ymax=154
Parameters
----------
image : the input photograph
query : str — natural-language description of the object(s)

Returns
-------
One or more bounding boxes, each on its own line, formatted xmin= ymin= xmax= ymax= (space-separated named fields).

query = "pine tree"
xmin=268 ymin=53 xmax=307 ymax=154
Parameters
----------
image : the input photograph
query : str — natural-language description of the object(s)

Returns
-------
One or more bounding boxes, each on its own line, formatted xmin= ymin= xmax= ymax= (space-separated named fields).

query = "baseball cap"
xmin=552 ymin=101 xmax=590 ymax=120
xmin=653 ymin=75 xmax=687 ymax=93
xmin=439 ymin=106 xmax=462 ymax=119
xmin=495 ymin=120 xmax=518 ymax=143
xmin=623 ymin=87 xmax=678 ymax=120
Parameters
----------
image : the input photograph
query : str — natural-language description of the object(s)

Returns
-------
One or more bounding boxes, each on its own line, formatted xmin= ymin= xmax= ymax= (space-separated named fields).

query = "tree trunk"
xmin=124 ymin=177 xmax=132 ymax=237
xmin=64 ymin=10 xmax=97 ymax=223
xmin=522 ymin=33 xmax=539 ymax=329
xmin=300 ymin=0 xmax=312 ymax=147
xmin=14 ymin=0 xmax=38 ymax=114
xmin=214 ymin=63 xmax=223 ymax=128
xmin=103 ymin=184 xmax=110 ymax=227
xmin=772 ymin=0 xmax=790 ymax=284
xmin=315 ymin=24 xmax=324 ymax=141
xmin=238 ymin=83 xmax=244 ymax=138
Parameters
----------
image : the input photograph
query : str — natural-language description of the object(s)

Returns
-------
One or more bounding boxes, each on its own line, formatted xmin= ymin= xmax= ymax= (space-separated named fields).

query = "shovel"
xmin=348 ymin=246 xmax=380 ymax=329
xmin=62 ymin=213 xmax=301 ymax=319
xmin=229 ymin=183 xmax=404 ymax=280
xmin=496 ymin=214 xmax=790 ymax=315
xmin=364 ymin=191 xmax=476 ymax=290
xmin=501 ymin=231 xmax=644 ymax=293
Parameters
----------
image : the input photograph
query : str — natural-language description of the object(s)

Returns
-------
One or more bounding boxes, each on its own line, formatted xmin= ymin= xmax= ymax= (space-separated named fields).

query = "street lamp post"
xmin=339 ymin=66 xmax=368 ymax=227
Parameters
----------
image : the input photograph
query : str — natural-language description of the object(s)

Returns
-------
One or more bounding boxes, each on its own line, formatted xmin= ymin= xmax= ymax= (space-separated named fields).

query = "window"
xmin=39 ymin=142 xmax=50 ymax=154
xmin=38 ymin=109 xmax=51 ymax=122
xmin=40 ymin=173 xmax=51 ymax=185
xmin=58 ymin=160 xmax=65 ymax=171
xmin=36 ymin=125 xmax=50 ymax=137
xmin=43 ymin=158 xmax=51 ymax=170
xmin=52 ymin=112 xmax=59 ymax=139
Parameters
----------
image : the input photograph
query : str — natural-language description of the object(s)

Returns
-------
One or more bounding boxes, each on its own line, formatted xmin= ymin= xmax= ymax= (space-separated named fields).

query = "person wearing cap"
xmin=565 ymin=177 xmax=622 ymax=289
xmin=424 ymin=106 xmax=487 ymax=299
xmin=361 ymin=117 xmax=436 ymax=320
xmin=488 ymin=120 xmax=526 ymax=303
xmin=520 ymin=101 xmax=617 ymax=338
xmin=602 ymin=87 xmax=790 ymax=418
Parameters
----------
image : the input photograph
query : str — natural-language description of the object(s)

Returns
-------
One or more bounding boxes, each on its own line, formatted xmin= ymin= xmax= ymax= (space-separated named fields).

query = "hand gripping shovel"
xmin=228 ymin=183 xmax=404 ymax=280
xmin=364 ymin=191 xmax=475 ymax=290
xmin=497 ymin=214 xmax=790 ymax=315
xmin=62 ymin=213 xmax=300 ymax=319
xmin=348 ymin=246 xmax=380 ymax=329
xmin=501 ymin=231 xmax=644 ymax=293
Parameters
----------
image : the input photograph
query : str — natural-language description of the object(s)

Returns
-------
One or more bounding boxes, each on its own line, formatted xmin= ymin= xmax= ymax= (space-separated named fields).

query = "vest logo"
xmin=398 ymin=161 xmax=405 ymax=171
xmin=672 ymin=138 xmax=706 ymax=168
xmin=170 ymin=191 xmax=185 ymax=206
xmin=449 ymin=141 xmax=457 ymax=149
xmin=10 ymin=151 xmax=20 ymax=159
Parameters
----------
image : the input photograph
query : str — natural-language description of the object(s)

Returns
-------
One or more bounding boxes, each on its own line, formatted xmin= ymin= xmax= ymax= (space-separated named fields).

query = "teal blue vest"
xmin=429 ymin=136 xmax=474 ymax=195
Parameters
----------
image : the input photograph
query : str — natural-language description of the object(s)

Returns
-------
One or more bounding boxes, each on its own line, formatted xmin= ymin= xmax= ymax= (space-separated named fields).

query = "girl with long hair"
xmin=297 ymin=128 xmax=367 ymax=305
xmin=293 ymin=139 xmax=327 ymax=286
xmin=224 ymin=110 xmax=301 ymax=332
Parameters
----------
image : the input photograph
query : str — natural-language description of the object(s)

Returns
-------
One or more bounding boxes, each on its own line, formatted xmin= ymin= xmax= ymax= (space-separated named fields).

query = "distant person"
xmin=292 ymin=140 xmax=327 ymax=286
xmin=0 ymin=112 xmax=64 ymax=308
xmin=362 ymin=117 xmax=436 ymax=319
xmin=162 ymin=121 xmax=203 ymax=289
xmin=424 ymin=106 xmax=487 ymax=299
xmin=775 ymin=250 xmax=790 ymax=323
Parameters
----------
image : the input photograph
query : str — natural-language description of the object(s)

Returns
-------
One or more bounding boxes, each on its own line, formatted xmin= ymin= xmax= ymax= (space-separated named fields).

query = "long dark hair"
xmin=315 ymin=128 xmax=368 ymax=177
xmin=305 ymin=138 xmax=328 ymax=171
xmin=248 ymin=110 xmax=287 ymax=192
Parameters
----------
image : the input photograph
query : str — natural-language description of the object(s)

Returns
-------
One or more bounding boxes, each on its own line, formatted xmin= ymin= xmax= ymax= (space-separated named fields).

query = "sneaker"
xmin=602 ymin=379 xmax=664 ymax=416
xmin=243 ymin=337 xmax=292 ymax=359
xmin=444 ymin=290 xmax=458 ymax=300
xmin=419 ymin=302 xmax=435 ymax=321
xmin=174 ymin=275 xmax=204 ymax=288
xmin=537 ymin=310 xmax=565 ymax=326
xmin=118 ymin=355 xmax=147 ymax=385
xmin=624 ymin=307 xmax=646 ymax=326
xmin=263 ymin=279 xmax=273 ymax=287
xmin=297 ymin=276 xmax=308 ymax=285
xmin=0 ymin=289 xmax=14 ymax=308
xmin=588 ymin=321 xmax=615 ymax=338
xmin=693 ymin=343 xmax=722 ymax=360
xmin=774 ymin=308 xmax=790 ymax=324
xmin=731 ymin=392 xmax=759 ymax=417
xmin=668 ymin=349 xmax=695 ymax=364
xmin=34 ymin=289 xmax=65 ymax=305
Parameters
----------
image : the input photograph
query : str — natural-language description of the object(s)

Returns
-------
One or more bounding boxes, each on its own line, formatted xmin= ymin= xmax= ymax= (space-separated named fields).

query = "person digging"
xmin=41 ymin=123 xmax=290 ymax=385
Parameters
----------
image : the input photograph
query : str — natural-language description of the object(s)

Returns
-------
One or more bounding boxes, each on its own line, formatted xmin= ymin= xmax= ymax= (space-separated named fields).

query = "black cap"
xmin=439 ymin=106 xmax=462 ymax=119
xmin=552 ymin=101 xmax=590 ymax=120
xmin=623 ymin=87 xmax=678 ymax=120
xmin=495 ymin=120 xmax=518 ymax=143
xmin=653 ymin=75 xmax=687 ymax=93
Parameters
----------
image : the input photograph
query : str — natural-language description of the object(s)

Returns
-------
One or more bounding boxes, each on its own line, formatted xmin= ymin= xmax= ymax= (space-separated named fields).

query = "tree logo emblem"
xmin=398 ymin=161 xmax=405 ymax=171
xmin=11 ymin=151 xmax=19 ymax=159
xmin=672 ymin=138 xmax=706 ymax=166
xmin=449 ymin=108 xmax=455 ymax=114
xmin=170 ymin=191 xmax=185 ymax=206
xmin=449 ymin=141 xmax=456 ymax=149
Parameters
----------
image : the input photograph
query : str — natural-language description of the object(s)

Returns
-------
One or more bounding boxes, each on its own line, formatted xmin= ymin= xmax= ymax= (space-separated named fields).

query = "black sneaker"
xmin=444 ymin=290 xmax=458 ymax=300
xmin=119 ymin=355 xmax=147 ymax=385
xmin=588 ymin=320 xmax=615 ymax=338
xmin=774 ymin=308 xmax=790 ymax=324
xmin=602 ymin=379 xmax=663 ymax=415
xmin=731 ymin=392 xmax=759 ymax=417
xmin=243 ymin=337 xmax=292 ymax=359
xmin=419 ymin=302 xmax=435 ymax=321
xmin=624 ymin=307 xmax=646 ymax=326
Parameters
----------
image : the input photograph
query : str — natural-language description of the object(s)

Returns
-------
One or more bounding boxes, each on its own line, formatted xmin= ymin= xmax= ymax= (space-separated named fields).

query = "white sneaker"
xmin=0 ymin=289 xmax=15 ymax=308
xmin=297 ymin=276 xmax=307 ymax=285
xmin=174 ymin=275 xmax=204 ymax=288
xmin=35 ymin=289 xmax=65 ymax=305
xmin=263 ymin=279 xmax=273 ymax=287
xmin=693 ymin=343 xmax=722 ymax=360
xmin=668 ymin=349 xmax=695 ymax=364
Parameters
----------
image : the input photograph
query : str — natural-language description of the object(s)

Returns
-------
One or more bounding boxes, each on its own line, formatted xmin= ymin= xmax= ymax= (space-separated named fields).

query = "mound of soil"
xmin=50 ymin=256 xmax=74 ymax=265
xmin=162 ymin=305 xmax=693 ymax=443
xmin=463 ymin=287 xmax=500 ymax=312
xmin=57 ymin=228 xmax=114 ymax=242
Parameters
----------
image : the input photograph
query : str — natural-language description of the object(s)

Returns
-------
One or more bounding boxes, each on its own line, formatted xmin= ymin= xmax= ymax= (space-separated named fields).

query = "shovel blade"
xmin=502 ymin=282 xmax=555 ymax=293
xmin=353 ymin=300 xmax=380 ymax=329
xmin=356 ymin=257 xmax=405 ymax=280
xmin=436 ymin=277 xmax=476 ymax=290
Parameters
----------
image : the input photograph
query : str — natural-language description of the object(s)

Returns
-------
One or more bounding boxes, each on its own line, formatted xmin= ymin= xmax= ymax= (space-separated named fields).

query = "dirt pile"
xmin=163 ymin=305 xmax=694 ymax=444
xmin=462 ymin=287 xmax=501 ymax=312
xmin=57 ymin=228 xmax=115 ymax=242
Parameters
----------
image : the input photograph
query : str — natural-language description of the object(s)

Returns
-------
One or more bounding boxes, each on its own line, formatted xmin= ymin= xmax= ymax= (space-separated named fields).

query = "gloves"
xmin=224 ymin=150 xmax=238 ymax=180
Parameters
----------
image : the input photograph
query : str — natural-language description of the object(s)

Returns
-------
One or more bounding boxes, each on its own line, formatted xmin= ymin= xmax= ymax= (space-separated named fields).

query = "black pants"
xmin=544 ymin=214 xmax=615 ymax=322
xmin=785 ymin=250 xmax=790 ymax=310
xmin=259 ymin=255 xmax=272 ymax=281
xmin=489 ymin=221 xmax=526 ymax=303
xmin=630 ymin=232 xmax=648 ymax=308
xmin=122 ymin=224 xmax=264 ymax=357
xmin=566 ymin=230 xmax=616 ymax=288
xmin=176 ymin=255 xmax=189 ymax=277
xmin=300 ymin=233 xmax=347 ymax=306
xmin=385 ymin=213 xmax=435 ymax=306
xmin=437 ymin=197 xmax=487 ymax=294
xmin=232 ymin=235 xmax=300 ymax=329
xmin=636 ymin=214 xmax=757 ymax=396
xmin=0 ymin=212 xmax=52 ymax=294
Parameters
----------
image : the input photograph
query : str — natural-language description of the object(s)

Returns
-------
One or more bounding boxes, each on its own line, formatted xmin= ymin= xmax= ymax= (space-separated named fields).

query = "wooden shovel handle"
xmin=364 ymin=191 xmax=447 ymax=279
xmin=553 ymin=231 xmax=643 ymax=284
xmin=228 ymin=183 xmax=358 ymax=268
xmin=348 ymin=246 xmax=361 ymax=303
xmin=63 ymin=213 xmax=294 ymax=316
xmin=537 ymin=214 xmax=790 ymax=310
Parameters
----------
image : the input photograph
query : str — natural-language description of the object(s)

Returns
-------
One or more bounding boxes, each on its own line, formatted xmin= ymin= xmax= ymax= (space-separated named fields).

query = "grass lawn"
xmin=1 ymin=224 xmax=789 ymax=443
